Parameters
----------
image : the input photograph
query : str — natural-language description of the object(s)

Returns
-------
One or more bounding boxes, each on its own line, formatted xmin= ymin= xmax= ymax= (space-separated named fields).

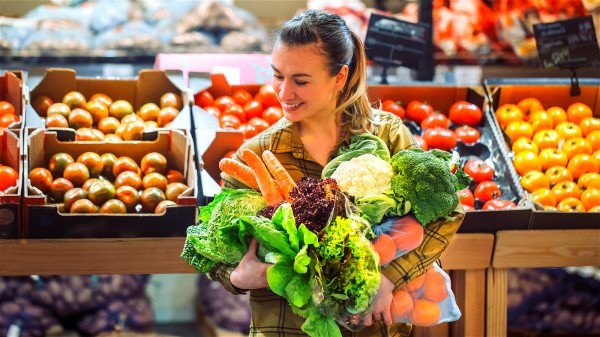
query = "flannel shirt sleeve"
xmin=208 ymin=263 xmax=248 ymax=295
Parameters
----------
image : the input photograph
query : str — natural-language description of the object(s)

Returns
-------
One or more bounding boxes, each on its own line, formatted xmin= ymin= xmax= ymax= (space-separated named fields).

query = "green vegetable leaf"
xmin=298 ymin=223 xmax=319 ymax=247
xmin=285 ymin=274 xmax=311 ymax=308
xmin=322 ymin=133 xmax=390 ymax=178
xmin=293 ymin=245 xmax=311 ymax=274
xmin=266 ymin=264 xmax=295 ymax=298
xmin=302 ymin=307 xmax=342 ymax=337
xmin=240 ymin=216 xmax=296 ymax=258
xmin=273 ymin=203 xmax=300 ymax=252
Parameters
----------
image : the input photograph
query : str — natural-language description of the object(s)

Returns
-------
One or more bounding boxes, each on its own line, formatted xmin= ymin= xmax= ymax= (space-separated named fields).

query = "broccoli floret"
xmin=390 ymin=148 xmax=468 ymax=225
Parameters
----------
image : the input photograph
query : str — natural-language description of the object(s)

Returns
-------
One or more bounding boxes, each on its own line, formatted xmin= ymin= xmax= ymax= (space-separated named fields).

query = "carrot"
xmin=219 ymin=158 xmax=260 ymax=191
xmin=261 ymin=150 xmax=296 ymax=201
xmin=240 ymin=149 xmax=284 ymax=205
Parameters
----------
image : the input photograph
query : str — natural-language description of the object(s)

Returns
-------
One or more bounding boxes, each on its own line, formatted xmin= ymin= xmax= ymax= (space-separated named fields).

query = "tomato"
xmin=463 ymin=159 xmax=494 ymax=183
xmin=482 ymin=199 xmax=517 ymax=210
xmin=562 ymin=137 xmax=593 ymax=160
xmin=62 ymin=91 xmax=87 ymax=110
xmin=0 ymin=114 xmax=19 ymax=128
xmin=422 ymin=127 xmax=457 ymax=151
xmin=567 ymin=153 xmax=598 ymax=180
xmin=530 ymin=188 xmax=557 ymax=208
xmin=214 ymin=96 xmax=236 ymax=112
xmin=448 ymin=100 xmax=482 ymax=126
xmin=262 ymin=106 xmax=284 ymax=125
xmin=520 ymin=170 xmax=550 ymax=193
xmin=495 ymin=104 xmax=524 ymax=129
xmin=31 ymin=95 xmax=54 ymax=117
xmin=194 ymin=90 xmax=214 ymax=108
xmin=248 ymin=117 xmax=270 ymax=133
xmin=555 ymin=121 xmax=582 ymax=140
xmin=505 ymin=121 xmax=533 ymax=143
xmin=76 ymin=128 xmax=105 ymax=141
xmin=566 ymin=102 xmax=593 ymax=125
xmin=29 ymin=167 xmax=54 ymax=194
xmin=413 ymin=135 xmax=428 ymax=150
xmin=257 ymin=84 xmax=280 ymax=108
xmin=462 ymin=204 xmax=476 ymax=211
xmin=68 ymin=108 xmax=93 ymax=129
xmin=218 ymin=114 xmax=241 ymax=129
xmin=455 ymin=125 xmax=480 ymax=144
xmin=517 ymin=97 xmax=544 ymax=121
xmin=420 ymin=113 xmax=450 ymax=129
xmin=223 ymin=104 xmax=246 ymax=123
xmin=586 ymin=130 xmax=600 ymax=151
xmin=240 ymin=123 xmax=259 ymax=140
xmin=89 ymin=93 xmax=113 ymax=107
xmin=512 ymin=137 xmax=539 ymax=155
xmin=232 ymin=89 xmax=253 ymax=106
xmin=513 ymin=150 xmax=542 ymax=176
xmin=406 ymin=100 xmax=434 ymax=123
xmin=46 ymin=114 xmax=69 ymax=128
xmin=166 ymin=169 xmax=186 ymax=184
xmin=0 ymin=101 xmax=16 ymax=117
xmin=557 ymin=197 xmax=586 ymax=212
xmin=533 ymin=129 xmax=561 ymax=150
xmin=580 ymin=188 xmax=600 ymax=210
xmin=47 ymin=102 xmax=71 ymax=118
xmin=0 ymin=165 xmax=18 ymax=191
xmin=539 ymin=148 xmax=568 ymax=171
xmin=551 ymin=181 xmax=581 ymax=203
xmin=113 ymin=156 xmax=140 ymax=177
xmin=457 ymin=187 xmax=474 ymax=207
xmin=204 ymin=106 xmax=221 ymax=118
xmin=381 ymin=99 xmax=405 ymax=119
xmin=545 ymin=106 xmax=568 ymax=126
xmin=579 ymin=117 xmax=600 ymax=138
xmin=529 ymin=111 xmax=554 ymax=134
xmin=243 ymin=100 xmax=264 ymax=120
xmin=589 ymin=206 xmax=600 ymax=212
xmin=159 ymin=92 xmax=183 ymax=110
xmin=578 ymin=172 xmax=600 ymax=190
xmin=545 ymin=165 xmax=573 ymax=187
xmin=109 ymin=100 xmax=134 ymax=120
xmin=474 ymin=181 xmax=502 ymax=202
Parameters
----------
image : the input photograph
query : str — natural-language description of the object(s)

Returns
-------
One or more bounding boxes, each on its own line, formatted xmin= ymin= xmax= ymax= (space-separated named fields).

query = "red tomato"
xmin=241 ymin=123 xmax=260 ymax=140
xmin=381 ymin=99 xmax=405 ymax=119
xmin=406 ymin=100 xmax=434 ymax=123
xmin=248 ymin=117 xmax=270 ymax=133
xmin=422 ymin=127 xmax=457 ymax=151
xmin=420 ymin=113 xmax=450 ymax=129
xmin=262 ymin=107 xmax=284 ymax=125
xmin=194 ymin=91 xmax=214 ymax=108
xmin=413 ymin=135 xmax=428 ymax=150
xmin=243 ymin=100 xmax=264 ymax=120
xmin=0 ymin=101 xmax=15 ymax=117
xmin=457 ymin=187 xmax=474 ymax=207
xmin=257 ymin=84 xmax=280 ymax=108
xmin=0 ymin=165 xmax=18 ymax=191
xmin=474 ymin=181 xmax=502 ymax=202
xmin=455 ymin=125 xmax=481 ymax=144
xmin=482 ymin=199 xmax=517 ymax=210
xmin=449 ymin=100 xmax=483 ymax=126
xmin=223 ymin=104 xmax=246 ymax=123
xmin=232 ymin=89 xmax=253 ymax=106
xmin=214 ymin=96 xmax=236 ymax=111
xmin=218 ymin=114 xmax=241 ymax=129
xmin=463 ymin=159 xmax=494 ymax=183
xmin=0 ymin=114 xmax=19 ymax=128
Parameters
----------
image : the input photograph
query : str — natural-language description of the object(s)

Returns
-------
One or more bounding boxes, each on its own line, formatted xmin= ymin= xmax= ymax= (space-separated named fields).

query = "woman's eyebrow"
xmin=271 ymin=64 xmax=311 ymax=78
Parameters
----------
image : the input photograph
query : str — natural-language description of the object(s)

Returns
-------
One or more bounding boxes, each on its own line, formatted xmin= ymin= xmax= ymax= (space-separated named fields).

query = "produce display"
xmin=28 ymin=151 xmax=188 ymax=214
xmin=196 ymin=274 xmax=251 ymax=334
xmin=31 ymin=91 xmax=182 ymax=141
xmin=0 ymin=100 xmax=20 ymax=130
xmin=77 ymin=295 xmax=154 ymax=336
xmin=495 ymin=98 xmax=600 ymax=212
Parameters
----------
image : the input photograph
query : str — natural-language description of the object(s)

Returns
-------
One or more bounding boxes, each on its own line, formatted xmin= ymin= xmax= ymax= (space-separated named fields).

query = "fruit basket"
xmin=0 ymin=128 xmax=22 ymax=238
xmin=485 ymin=77 xmax=600 ymax=229
xmin=22 ymin=128 xmax=197 ymax=239
xmin=367 ymin=84 xmax=532 ymax=233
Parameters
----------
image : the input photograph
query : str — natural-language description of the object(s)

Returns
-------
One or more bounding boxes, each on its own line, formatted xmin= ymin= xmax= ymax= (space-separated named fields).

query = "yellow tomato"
xmin=566 ymin=102 xmax=593 ymax=125
xmin=551 ymin=181 xmax=581 ymax=203
xmin=577 ymin=172 xmax=600 ymax=190
xmin=579 ymin=117 xmax=600 ymax=137
xmin=586 ymin=130 xmax=600 ymax=151
xmin=530 ymin=188 xmax=557 ymax=208
xmin=567 ymin=153 xmax=598 ymax=180
xmin=545 ymin=165 xmax=573 ymax=187
xmin=555 ymin=121 xmax=583 ymax=141
xmin=580 ymin=188 xmax=600 ymax=210
xmin=533 ymin=129 xmax=561 ymax=149
xmin=513 ymin=150 xmax=542 ymax=176
xmin=505 ymin=120 xmax=533 ymax=142
xmin=539 ymin=148 xmax=568 ymax=171
xmin=517 ymin=97 xmax=545 ymax=121
xmin=495 ymin=104 xmax=524 ymax=129
xmin=529 ymin=111 xmax=554 ymax=134
xmin=520 ymin=170 xmax=550 ymax=193
xmin=512 ymin=137 xmax=539 ymax=154
xmin=545 ymin=106 xmax=568 ymax=126
xmin=561 ymin=137 xmax=593 ymax=160
xmin=557 ymin=197 xmax=586 ymax=212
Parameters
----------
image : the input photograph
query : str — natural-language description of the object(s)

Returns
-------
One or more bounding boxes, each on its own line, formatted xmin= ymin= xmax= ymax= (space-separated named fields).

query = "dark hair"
xmin=275 ymin=9 xmax=374 ymax=134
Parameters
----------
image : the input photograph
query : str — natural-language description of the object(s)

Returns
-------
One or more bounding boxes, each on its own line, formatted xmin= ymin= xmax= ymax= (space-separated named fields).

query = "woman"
xmin=210 ymin=9 xmax=464 ymax=337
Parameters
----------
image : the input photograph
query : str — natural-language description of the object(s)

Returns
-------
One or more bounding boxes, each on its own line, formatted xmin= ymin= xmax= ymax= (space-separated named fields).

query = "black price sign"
xmin=364 ymin=13 xmax=430 ymax=70
xmin=533 ymin=15 xmax=600 ymax=69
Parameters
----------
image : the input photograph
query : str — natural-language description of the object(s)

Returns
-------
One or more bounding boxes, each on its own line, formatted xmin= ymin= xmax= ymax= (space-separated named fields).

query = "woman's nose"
xmin=277 ymin=80 xmax=293 ymax=101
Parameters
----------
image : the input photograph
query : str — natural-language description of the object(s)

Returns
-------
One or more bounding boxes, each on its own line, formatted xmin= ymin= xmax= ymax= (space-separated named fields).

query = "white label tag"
xmin=7 ymin=324 xmax=20 ymax=337
xmin=103 ymin=64 xmax=134 ymax=78
xmin=453 ymin=66 xmax=482 ymax=86
xmin=212 ymin=66 xmax=241 ymax=85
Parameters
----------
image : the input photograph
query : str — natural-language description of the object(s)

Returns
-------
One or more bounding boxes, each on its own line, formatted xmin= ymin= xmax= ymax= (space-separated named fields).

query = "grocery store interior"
xmin=0 ymin=0 xmax=599 ymax=337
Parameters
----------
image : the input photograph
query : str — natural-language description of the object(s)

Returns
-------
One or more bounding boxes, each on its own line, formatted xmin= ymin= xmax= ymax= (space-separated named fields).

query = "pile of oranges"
xmin=28 ymin=151 xmax=188 ymax=214
xmin=496 ymin=98 xmax=600 ymax=212
xmin=32 ymin=91 xmax=182 ymax=141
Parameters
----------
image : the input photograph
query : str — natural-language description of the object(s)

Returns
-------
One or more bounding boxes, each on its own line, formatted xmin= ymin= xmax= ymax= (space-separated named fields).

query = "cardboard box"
xmin=368 ymin=84 xmax=532 ymax=233
xmin=486 ymin=78 xmax=600 ymax=230
xmin=25 ymin=67 xmax=191 ymax=131
xmin=23 ymin=128 xmax=198 ymax=239
xmin=0 ymin=70 xmax=25 ymax=131
xmin=0 ymin=129 xmax=22 ymax=238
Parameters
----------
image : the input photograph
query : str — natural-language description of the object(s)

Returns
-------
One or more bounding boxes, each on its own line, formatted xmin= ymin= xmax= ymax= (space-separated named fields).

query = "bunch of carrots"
xmin=219 ymin=149 xmax=296 ymax=206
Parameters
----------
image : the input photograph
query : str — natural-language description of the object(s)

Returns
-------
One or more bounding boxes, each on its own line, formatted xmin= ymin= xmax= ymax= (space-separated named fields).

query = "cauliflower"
xmin=330 ymin=153 xmax=394 ymax=199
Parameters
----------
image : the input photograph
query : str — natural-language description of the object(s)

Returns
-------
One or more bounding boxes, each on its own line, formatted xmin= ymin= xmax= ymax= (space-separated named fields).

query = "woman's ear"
xmin=336 ymin=65 xmax=349 ymax=91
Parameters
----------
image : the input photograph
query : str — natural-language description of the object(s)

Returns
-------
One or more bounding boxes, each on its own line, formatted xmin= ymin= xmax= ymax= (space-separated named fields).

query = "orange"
xmin=580 ymin=188 xmax=600 ymax=210
xmin=546 ymin=106 xmax=568 ymax=126
xmin=566 ymin=102 xmax=593 ymax=125
xmin=530 ymin=188 xmax=557 ymax=208
xmin=391 ymin=290 xmax=414 ymax=321
xmin=557 ymin=197 xmax=585 ymax=212
xmin=404 ymin=274 xmax=426 ymax=293
xmin=567 ymin=153 xmax=598 ymax=180
xmin=410 ymin=299 xmax=441 ymax=327
xmin=588 ymin=205 xmax=600 ymax=212
xmin=372 ymin=233 xmax=396 ymax=266
xmin=512 ymin=137 xmax=539 ymax=154
xmin=422 ymin=268 xmax=448 ymax=302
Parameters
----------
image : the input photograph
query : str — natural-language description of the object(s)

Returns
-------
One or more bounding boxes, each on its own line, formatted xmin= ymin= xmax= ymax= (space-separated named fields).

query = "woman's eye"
xmin=295 ymin=80 xmax=308 ymax=86
xmin=273 ymin=74 xmax=284 ymax=80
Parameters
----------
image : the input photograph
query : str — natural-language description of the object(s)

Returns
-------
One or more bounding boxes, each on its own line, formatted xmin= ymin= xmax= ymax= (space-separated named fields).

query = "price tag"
xmin=533 ymin=15 xmax=600 ymax=69
xmin=365 ymin=13 xmax=430 ymax=70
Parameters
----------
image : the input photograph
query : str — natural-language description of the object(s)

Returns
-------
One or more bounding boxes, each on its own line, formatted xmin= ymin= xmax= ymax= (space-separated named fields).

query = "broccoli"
xmin=390 ymin=148 xmax=470 ymax=226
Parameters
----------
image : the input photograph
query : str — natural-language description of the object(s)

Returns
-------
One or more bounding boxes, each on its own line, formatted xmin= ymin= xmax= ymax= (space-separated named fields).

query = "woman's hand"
xmin=230 ymin=239 xmax=271 ymax=290
xmin=364 ymin=274 xmax=395 ymax=326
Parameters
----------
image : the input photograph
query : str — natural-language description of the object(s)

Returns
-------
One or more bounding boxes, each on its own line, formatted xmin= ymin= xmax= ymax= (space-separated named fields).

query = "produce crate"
xmin=0 ymin=70 xmax=25 ymax=131
xmin=25 ymin=67 xmax=191 ymax=131
xmin=486 ymin=78 xmax=600 ymax=230
xmin=22 ymin=128 xmax=197 ymax=239
xmin=0 ymin=128 xmax=22 ymax=238
xmin=367 ymin=84 xmax=532 ymax=233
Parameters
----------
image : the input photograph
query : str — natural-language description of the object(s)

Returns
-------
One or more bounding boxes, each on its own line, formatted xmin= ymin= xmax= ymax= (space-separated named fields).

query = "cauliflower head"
xmin=330 ymin=153 xmax=394 ymax=199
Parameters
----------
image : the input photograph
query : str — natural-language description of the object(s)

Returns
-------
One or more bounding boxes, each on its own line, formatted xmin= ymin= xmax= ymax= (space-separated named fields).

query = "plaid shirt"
xmin=210 ymin=110 xmax=465 ymax=337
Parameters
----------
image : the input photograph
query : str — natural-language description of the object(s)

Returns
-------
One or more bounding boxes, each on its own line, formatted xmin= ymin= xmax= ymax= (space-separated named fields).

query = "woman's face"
xmin=271 ymin=42 xmax=346 ymax=123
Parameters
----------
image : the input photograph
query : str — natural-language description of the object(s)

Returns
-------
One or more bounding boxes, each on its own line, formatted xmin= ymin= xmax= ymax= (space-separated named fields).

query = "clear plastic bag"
xmin=390 ymin=262 xmax=461 ymax=326
xmin=94 ymin=21 xmax=162 ymax=51
xmin=371 ymin=215 xmax=424 ymax=266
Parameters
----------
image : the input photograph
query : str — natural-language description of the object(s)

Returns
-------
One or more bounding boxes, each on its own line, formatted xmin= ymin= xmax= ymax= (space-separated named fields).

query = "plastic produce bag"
xmin=390 ymin=262 xmax=461 ymax=326
xmin=0 ymin=298 xmax=64 ymax=337
xmin=371 ymin=215 xmax=424 ymax=266
xmin=196 ymin=274 xmax=250 ymax=334
xmin=94 ymin=21 xmax=162 ymax=51
xmin=20 ymin=28 xmax=92 ymax=54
